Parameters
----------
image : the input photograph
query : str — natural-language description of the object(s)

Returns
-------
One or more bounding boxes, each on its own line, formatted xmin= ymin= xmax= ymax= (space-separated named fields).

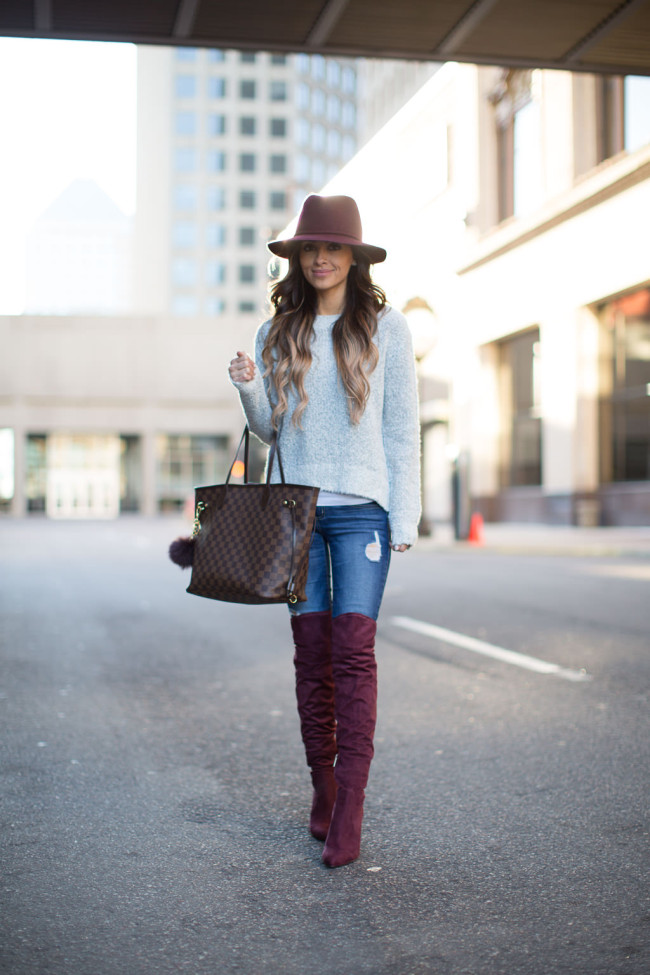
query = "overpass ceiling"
xmin=2 ymin=0 xmax=650 ymax=75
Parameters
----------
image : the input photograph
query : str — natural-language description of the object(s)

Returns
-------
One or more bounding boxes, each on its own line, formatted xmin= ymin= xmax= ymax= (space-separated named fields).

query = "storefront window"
xmin=498 ymin=328 xmax=542 ymax=487
xmin=599 ymin=288 xmax=650 ymax=482
xmin=156 ymin=435 xmax=229 ymax=511
xmin=26 ymin=434 xmax=47 ymax=512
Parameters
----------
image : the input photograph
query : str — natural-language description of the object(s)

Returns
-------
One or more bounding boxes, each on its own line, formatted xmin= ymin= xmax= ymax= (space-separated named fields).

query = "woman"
xmin=229 ymin=194 xmax=420 ymax=868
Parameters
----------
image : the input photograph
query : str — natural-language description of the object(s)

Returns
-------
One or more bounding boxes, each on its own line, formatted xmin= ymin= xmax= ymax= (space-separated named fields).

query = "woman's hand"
xmin=391 ymin=543 xmax=411 ymax=553
xmin=229 ymin=351 xmax=255 ymax=383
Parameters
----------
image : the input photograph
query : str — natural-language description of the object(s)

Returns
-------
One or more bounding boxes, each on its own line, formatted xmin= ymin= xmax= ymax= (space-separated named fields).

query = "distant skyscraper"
xmin=25 ymin=179 xmax=133 ymax=315
xmin=134 ymin=47 xmax=360 ymax=318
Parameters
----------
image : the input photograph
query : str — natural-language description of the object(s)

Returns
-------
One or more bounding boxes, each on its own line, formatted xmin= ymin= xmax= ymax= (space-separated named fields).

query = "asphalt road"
xmin=1 ymin=518 xmax=648 ymax=975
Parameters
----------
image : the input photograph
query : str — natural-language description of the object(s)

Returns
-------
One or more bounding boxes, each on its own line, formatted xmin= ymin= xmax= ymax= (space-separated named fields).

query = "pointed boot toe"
xmin=321 ymin=787 xmax=365 ymax=868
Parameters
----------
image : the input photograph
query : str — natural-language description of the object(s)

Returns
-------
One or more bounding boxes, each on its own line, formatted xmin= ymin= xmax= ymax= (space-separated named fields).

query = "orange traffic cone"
xmin=468 ymin=512 xmax=484 ymax=545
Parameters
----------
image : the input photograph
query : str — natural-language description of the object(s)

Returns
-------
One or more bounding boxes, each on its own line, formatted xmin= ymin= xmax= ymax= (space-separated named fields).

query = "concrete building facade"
xmin=320 ymin=63 xmax=650 ymax=526
xmin=0 ymin=313 xmax=258 ymax=517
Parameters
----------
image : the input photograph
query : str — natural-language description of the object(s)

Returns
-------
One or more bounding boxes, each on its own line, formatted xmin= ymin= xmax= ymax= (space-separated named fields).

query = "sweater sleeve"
xmin=382 ymin=312 xmax=421 ymax=546
xmin=229 ymin=323 xmax=275 ymax=445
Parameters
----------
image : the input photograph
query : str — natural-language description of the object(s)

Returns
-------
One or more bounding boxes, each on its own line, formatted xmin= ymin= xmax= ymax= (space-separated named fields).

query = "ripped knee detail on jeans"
xmin=364 ymin=531 xmax=383 ymax=563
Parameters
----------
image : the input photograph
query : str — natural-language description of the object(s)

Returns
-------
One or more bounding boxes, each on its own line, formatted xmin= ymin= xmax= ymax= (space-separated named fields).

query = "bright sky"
xmin=0 ymin=38 xmax=137 ymax=314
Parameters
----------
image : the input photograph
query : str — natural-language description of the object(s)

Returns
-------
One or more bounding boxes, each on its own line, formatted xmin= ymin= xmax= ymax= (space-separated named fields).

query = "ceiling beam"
xmin=434 ymin=0 xmax=501 ymax=57
xmin=562 ymin=0 xmax=648 ymax=64
xmin=173 ymin=0 xmax=201 ymax=38
xmin=33 ymin=0 xmax=52 ymax=32
xmin=305 ymin=0 xmax=351 ymax=48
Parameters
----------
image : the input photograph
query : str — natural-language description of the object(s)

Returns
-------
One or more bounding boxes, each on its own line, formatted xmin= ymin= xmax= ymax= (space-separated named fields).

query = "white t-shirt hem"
xmin=317 ymin=491 xmax=373 ymax=506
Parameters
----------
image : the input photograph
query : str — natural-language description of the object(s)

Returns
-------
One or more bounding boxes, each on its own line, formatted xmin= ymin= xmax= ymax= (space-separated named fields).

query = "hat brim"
xmin=268 ymin=233 xmax=386 ymax=264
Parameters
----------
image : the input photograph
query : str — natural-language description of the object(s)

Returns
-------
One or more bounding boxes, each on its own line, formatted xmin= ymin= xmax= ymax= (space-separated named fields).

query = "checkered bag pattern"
xmin=187 ymin=481 xmax=319 ymax=604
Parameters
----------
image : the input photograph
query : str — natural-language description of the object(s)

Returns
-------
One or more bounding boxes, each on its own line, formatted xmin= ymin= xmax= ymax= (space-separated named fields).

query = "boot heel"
xmin=322 ymin=787 xmax=365 ymax=867
xmin=310 ymin=768 xmax=337 ymax=841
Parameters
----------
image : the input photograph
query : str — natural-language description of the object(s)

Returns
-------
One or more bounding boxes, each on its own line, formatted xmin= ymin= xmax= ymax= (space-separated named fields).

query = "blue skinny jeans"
xmin=290 ymin=502 xmax=391 ymax=621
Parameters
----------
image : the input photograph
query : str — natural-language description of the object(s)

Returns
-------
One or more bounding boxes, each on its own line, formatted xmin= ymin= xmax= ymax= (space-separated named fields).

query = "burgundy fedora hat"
xmin=268 ymin=194 xmax=386 ymax=264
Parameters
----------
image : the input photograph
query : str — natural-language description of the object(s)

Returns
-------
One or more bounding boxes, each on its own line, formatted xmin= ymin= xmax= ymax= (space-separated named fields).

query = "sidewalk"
xmin=419 ymin=521 xmax=650 ymax=557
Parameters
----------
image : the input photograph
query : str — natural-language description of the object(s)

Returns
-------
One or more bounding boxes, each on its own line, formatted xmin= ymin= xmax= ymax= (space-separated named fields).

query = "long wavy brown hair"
xmin=263 ymin=248 xmax=387 ymax=428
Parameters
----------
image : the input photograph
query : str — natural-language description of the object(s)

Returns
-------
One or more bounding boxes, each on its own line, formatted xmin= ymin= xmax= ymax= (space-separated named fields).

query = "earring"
xmin=352 ymin=261 xmax=357 ymax=266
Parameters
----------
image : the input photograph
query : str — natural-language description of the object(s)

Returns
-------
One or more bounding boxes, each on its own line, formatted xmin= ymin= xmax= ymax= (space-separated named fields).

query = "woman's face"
xmin=299 ymin=241 xmax=355 ymax=308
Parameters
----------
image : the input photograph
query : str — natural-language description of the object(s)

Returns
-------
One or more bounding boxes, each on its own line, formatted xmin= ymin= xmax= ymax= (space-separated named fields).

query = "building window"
xmin=624 ymin=76 xmax=650 ymax=151
xmin=208 ymin=114 xmax=226 ymax=136
xmin=240 ymin=80 xmax=256 ymax=99
xmin=206 ymin=224 xmax=227 ymax=247
xmin=342 ymin=66 xmax=356 ymax=94
xmin=311 ymin=159 xmax=326 ymax=186
xmin=172 ymin=295 xmax=198 ymax=316
xmin=311 ymin=88 xmax=326 ymax=116
xmin=498 ymin=328 xmax=542 ymax=487
xmin=240 ymin=52 xmax=256 ymax=63
xmin=240 ymin=190 xmax=256 ymax=209
xmin=270 ymin=154 xmax=287 ymax=173
xmin=207 ymin=150 xmax=226 ymax=172
xmin=327 ymin=61 xmax=341 ymax=87
xmin=206 ymin=261 xmax=226 ymax=285
xmin=156 ymin=434 xmax=228 ymax=510
xmin=311 ymin=55 xmax=326 ymax=81
xmin=207 ymin=186 xmax=226 ymax=210
xmin=175 ymin=111 xmax=197 ymax=136
xmin=239 ymin=301 xmax=256 ymax=312
xmin=312 ymin=124 xmax=326 ymax=152
xmin=208 ymin=77 xmax=227 ymax=99
xmin=327 ymin=129 xmax=341 ymax=157
xmin=240 ymin=116 xmax=256 ymax=135
xmin=342 ymin=100 xmax=356 ymax=128
xmin=239 ymin=226 xmax=255 ymax=245
xmin=270 ymin=191 xmax=286 ymax=210
xmin=205 ymin=297 xmax=226 ymax=315
xmin=26 ymin=434 xmax=47 ymax=512
xmin=172 ymin=258 xmax=197 ymax=286
xmin=295 ymin=154 xmax=310 ymax=180
xmin=270 ymin=80 xmax=287 ymax=102
xmin=270 ymin=118 xmax=287 ymax=137
xmin=491 ymin=69 xmax=543 ymax=221
xmin=297 ymin=82 xmax=310 ymax=110
xmin=176 ymin=48 xmax=198 ymax=62
xmin=596 ymin=74 xmax=650 ymax=162
xmin=342 ymin=135 xmax=356 ymax=160
xmin=208 ymin=49 xmax=225 ymax=62
xmin=327 ymin=95 xmax=341 ymax=123
xmin=174 ymin=185 xmax=198 ymax=211
xmin=175 ymin=75 xmax=196 ymax=98
xmin=239 ymin=153 xmax=256 ymax=172
xmin=599 ymin=288 xmax=650 ymax=483
xmin=173 ymin=222 xmax=197 ymax=248
xmin=296 ymin=119 xmax=309 ymax=145
xmin=174 ymin=147 xmax=197 ymax=172
xmin=239 ymin=264 xmax=256 ymax=283
xmin=296 ymin=53 xmax=310 ymax=74
xmin=271 ymin=54 xmax=287 ymax=66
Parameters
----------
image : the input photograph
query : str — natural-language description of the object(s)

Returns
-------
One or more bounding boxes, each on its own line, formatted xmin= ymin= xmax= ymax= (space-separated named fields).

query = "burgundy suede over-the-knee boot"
xmin=322 ymin=612 xmax=377 ymax=868
xmin=291 ymin=611 xmax=337 ymax=841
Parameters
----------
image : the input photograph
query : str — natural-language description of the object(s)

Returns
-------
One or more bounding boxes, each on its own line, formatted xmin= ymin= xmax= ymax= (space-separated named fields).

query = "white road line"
xmin=389 ymin=616 xmax=591 ymax=682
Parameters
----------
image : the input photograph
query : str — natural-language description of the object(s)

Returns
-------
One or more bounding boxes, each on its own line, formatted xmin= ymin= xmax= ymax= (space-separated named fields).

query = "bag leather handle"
xmin=226 ymin=426 xmax=286 ymax=486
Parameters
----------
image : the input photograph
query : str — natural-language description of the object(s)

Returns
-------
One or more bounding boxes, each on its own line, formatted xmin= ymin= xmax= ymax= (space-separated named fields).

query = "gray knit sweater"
xmin=231 ymin=306 xmax=421 ymax=545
